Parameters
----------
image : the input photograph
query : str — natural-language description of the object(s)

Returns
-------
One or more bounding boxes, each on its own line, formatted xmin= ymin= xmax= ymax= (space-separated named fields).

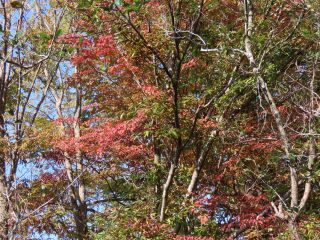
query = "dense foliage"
xmin=0 ymin=0 xmax=319 ymax=239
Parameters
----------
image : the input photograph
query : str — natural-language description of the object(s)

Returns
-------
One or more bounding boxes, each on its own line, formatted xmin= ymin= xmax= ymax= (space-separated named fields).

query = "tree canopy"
xmin=0 ymin=0 xmax=319 ymax=239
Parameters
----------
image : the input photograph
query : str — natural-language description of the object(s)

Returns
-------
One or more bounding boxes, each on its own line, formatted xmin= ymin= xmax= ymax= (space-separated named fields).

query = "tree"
xmin=0 ymin=0 xmax=67 ymax=238
xmin=0 ymin=0 xmax=319 ymax=239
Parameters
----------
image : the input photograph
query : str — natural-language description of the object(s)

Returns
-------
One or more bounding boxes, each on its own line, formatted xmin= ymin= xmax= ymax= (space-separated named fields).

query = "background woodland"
xmin=0 ymin=0 xmax=319 ymax=239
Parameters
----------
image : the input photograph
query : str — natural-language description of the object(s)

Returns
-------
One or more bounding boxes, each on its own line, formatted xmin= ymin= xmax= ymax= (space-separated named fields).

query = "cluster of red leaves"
xmin=226 ymin=194 xmax=274 ymax=229
xmin=42 ymin=150 xmax=65 ymax=164
xmin=71 ymin=35 xmax=117 ymax=65
xmin=17 ymin=171 xmax=66 ymax=211
xmin=38 ymin=172 xmax=64 ymax=184
xmin=249 ymin=139 xmax=282 ymax=154
xmin=182 ymin=58 xmax=198 ymax=71
xmin=108 ymin=56 xmax=139 ymax=77
xmin=141 ymin=84 xmax=162 ymax=97
xmin=54 ymin=110 xmax=150 ymax=165
xmin=193 ymin=192 xmax=274 ymax=231
xmin=58 ymin=33 xmax=130 ymax=87
xmin=127 ymin=217 xmax=174 ymax=239
xmin=82 ymin=102 xmax=100 ymax=111
xmin=176 ymin=237 xmax=214 ymax=240
xmin=211 ymin=155 xmax=240 ymax=183
xmin=198 ymin=117 xmax=218 ymax=130
xmin=54 ymin=117 xmax=78 ymax=124
xmin=146 ymin=0 xmax=161 ymax=7
xmin=57 ymin=33 xmax=89 ymax=46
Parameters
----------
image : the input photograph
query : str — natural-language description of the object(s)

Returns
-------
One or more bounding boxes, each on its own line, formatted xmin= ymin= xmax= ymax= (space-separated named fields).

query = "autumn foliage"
xmin=0 ymin=0 xmax=319 ymax=239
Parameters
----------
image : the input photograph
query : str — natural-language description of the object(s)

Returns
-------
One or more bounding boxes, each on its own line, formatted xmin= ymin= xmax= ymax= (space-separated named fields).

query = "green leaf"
xmin=56 ymin=29 xmax=63 ymax=37
xmin=168 ymin=128 xmax=179 ymax=138
xmin=101 ymin=4 xmax=113 ymax=12
xmin=78 ymin=0 xmax=93 ymax=8
xmin=92 ymin=10 xmax=99 ymax=22
xmin=114 ymin=0 xmax=122 ymax=6
xmin=10 ymin=1 xmax=23 ymax=8
xmin=8 ymin=108 xmax=14 ymax=116
xmin=39 ymin=32 xmax=50 ymax=41
xmin=125 ymin=4 xmax=140 ymax=12
xmin=143 ymin=130 xmax=151 ymax=137
xmin=289 ymin=153 xmax=296 ymax=161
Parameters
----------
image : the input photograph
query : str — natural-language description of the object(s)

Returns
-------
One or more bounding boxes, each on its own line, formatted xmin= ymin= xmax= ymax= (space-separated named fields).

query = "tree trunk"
xmin=153 ymin=138 xmax=162 ymax=213
xmin=54 ymin=82 xmax=88 ymax=239
xmin=160 ymin=162 xmax=176 ymax=222
xmin=0 ymin=162 xmax=8 ymax=239
xmin=288 ymin=220 xmax=301 ymax=240
xmin=0 ymin=106 xmax=8 ymax=239
xmin=187 ymin=131 xmax=216 ymax=196
xmin=74 ymin=86 xmax=88 ymax=239
xmin=74 ymin=210 xmax=88 ymax=240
